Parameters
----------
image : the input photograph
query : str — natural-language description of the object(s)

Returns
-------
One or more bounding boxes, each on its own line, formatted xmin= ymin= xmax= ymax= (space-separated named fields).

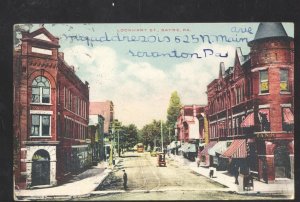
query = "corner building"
xmin=206 ymin=23 xmax=294 ymax=183
xmin=13 ymin=27 xmax=90 ymax=189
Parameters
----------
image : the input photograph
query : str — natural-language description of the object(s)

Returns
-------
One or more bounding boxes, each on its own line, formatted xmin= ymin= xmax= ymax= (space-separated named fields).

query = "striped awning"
xmin=199 ymin=141 xmax=217 ymax=156
xmin=221 ymin=139 xmax=247 ymax=158
xmin=283 ymin=108 xmax=294 ymax=124
xmin=241 ymin=112 xmax=254 ymax=127
xmin=208 ymin=141 xmax=232 ymax=156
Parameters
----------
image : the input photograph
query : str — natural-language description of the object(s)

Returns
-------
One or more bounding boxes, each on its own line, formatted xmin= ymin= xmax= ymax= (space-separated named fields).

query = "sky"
xmin=16 ymin=23 xmax=294 ymax=129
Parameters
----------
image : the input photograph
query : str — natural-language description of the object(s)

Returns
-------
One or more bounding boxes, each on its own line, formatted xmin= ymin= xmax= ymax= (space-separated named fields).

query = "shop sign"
xmin=256 ymin=133 xmax=275 ymax=138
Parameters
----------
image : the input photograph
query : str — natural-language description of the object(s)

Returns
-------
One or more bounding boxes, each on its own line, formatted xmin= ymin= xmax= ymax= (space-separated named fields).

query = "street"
xmin=73 ymin=152 xmax=291 ymax=200
xmin=97 ymin=152 xmax=226 ymax=191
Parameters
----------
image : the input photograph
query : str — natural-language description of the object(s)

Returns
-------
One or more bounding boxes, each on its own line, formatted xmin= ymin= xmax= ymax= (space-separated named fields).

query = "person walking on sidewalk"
xmin=123 ymin=169 xmax=128 ymax=190
xmin=234 ymin=165 xmax=239 ymax=185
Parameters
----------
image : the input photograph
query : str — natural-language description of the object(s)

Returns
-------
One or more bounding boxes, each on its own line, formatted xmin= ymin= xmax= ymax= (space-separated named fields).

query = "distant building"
xmin=13 ymin=27 xmax=90 ymax=189
xmin=176 ymin=105 xmax=206 ymax=161
xmin=89 ymin=101 xmax=114 ymax=135
xmin=88 ymin=115 xmax=105 ymax=164
xmin=203 ymin=23 xmax=294 ymax=182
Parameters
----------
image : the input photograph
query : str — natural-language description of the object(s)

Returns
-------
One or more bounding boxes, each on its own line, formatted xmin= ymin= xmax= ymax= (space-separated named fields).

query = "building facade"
xmin=176 ymin=105 xmax=207 ymax=160
xmin=89 ymin=101 xmax=114 ymax=162
xmin=204 ymin=23 xmax=294 ymax=183
xmin=88 ymin=114 xmax=105 ymax=164
xmin=13 ymin=27 xmax=90 ymax=189
xmin=89 ymin=101 xmax=114 ymax=135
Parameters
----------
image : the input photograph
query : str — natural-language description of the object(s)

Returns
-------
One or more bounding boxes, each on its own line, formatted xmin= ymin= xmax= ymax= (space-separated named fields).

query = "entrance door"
xmin=31 ymin=150 xmax=50 ymax=186
xmin=274 ymin=145 xmax=291 ymax=178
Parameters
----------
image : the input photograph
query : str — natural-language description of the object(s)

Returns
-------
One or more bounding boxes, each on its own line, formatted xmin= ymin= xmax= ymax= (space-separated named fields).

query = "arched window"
xmin=32 ymin=76 xmax=50 ymax=104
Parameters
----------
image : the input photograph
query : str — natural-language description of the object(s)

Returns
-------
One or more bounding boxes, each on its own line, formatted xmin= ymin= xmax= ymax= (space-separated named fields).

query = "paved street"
xmin=97 ymin=151 xmax=226 ymax=192
xmin=76 ymin=151 xmax=292 ymax=200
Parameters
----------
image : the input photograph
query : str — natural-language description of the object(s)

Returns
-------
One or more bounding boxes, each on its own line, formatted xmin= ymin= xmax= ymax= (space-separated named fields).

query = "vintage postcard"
xmin=12 ymin=23 xmax=294 ymax=200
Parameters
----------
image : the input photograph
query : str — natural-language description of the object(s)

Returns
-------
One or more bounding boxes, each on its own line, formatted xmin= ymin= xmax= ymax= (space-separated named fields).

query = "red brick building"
xmin=13 ymin=27 xmax=90 ymax=189
xmin=89 ymin=101 xmax=114 ymax=135
xmin=204 ymin=23 xmax=294 ymax=183
xmin=176 ymin=105 xmax=207 ymax=160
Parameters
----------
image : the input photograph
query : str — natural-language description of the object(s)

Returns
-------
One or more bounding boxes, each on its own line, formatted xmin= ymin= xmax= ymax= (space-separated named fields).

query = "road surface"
xmin=76 ymin=152 xmax=291 ymax=200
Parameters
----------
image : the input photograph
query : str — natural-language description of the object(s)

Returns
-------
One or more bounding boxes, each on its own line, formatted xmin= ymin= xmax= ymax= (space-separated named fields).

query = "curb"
xmin=170 ymin=155 xmax=294 ymax=196
xmin=15 ymin=161 xmax=120 ymax=201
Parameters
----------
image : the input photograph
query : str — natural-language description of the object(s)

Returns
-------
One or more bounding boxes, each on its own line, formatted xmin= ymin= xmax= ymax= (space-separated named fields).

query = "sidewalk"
xmin=168 ymin=154 xmax=294 ymax=197
xmin=14 ymin=160 xmax=119 ymax=201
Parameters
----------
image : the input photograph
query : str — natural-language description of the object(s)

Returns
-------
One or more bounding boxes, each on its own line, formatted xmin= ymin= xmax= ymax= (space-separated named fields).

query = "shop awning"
xmin=169 ymin=141 xmax=181 ymax=149
xmin=221 ymin=139 xmax=247 ymax=158
xmin=208 ymin=141 xmax=232 ymax=156
xmin=186 ymin=143 xmax=196 ymax=153
xmin=179 ymin=142 xmax=189 ymax=152
xmin=283 ymin=108 xmax=294 ymax=124
xmin=180 ymin=142 xmax=196 ymax=153
xmin=199 ymin=141 xmax=217 ymax=156
xmin=199 ymin=143 xmax=206 ymax=147
xmin=240 ymin=112 xmax=254 ymax=127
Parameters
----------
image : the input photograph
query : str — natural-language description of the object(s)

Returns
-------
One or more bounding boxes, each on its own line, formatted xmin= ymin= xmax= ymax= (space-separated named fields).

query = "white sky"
xmin=24 ymin=23 xmax=294 ymax=129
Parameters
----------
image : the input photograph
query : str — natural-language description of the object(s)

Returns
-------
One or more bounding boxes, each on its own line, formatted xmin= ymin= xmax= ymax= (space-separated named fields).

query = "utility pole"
xmin=168 ymin=127 xmax=171 ymax=144
xmin=161 ymin=120 xmax=163 ymax=152
xmin=117 ymin=129 xmax=120 ymax=157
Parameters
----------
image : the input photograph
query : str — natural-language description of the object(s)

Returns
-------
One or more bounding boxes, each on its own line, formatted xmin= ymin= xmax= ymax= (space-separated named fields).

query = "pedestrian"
xmin=123 ymin=169 xmax=127 ymax=190
xmin=209 ymin=166 xmax=214 ymax=178
xmin=234 ymin=165 xmax=239 ymax=185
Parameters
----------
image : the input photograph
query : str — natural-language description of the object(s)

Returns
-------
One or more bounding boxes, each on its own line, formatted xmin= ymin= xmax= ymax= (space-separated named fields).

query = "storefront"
xmin=198 ymin=141 xmax=217 ymax=167
xmin=71 ymin=145 xmax=92 ymax=173
xmin=221 ymin=139 xmax=248 ymax=174
xmin=208 ymin=140 xmax=232 ymax=170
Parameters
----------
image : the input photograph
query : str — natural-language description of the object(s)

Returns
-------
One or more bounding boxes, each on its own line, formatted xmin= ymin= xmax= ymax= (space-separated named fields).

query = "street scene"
xmin=13 ymin=22 xmax=294 ymax=200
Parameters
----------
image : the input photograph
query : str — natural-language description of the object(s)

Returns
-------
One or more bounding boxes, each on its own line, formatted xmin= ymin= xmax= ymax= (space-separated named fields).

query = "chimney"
xmin=219 ymin=62 xmax=225 ymax=78
xmin=70 ymin=65 xmax=75 ymax=72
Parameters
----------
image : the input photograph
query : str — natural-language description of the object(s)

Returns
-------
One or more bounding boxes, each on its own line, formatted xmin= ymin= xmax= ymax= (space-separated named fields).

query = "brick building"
xmin=176 ymin=105 xmax=207 ymax=160
xmin=89 ymin=101 xmax=114 ymax=135
xmin=88 ymin=114 xmax=105 ymax=164
xmin=89 ymin=101 xmax=114 ymax=161
xmin=202 ymin=23 xmax=294 ymax=183
xmin=13 ymin=27 xmax=90 ymax=189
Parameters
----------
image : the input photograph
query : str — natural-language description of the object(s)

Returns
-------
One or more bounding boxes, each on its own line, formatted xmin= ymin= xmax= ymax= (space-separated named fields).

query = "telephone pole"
xmin=161 ymin=120 xmax=163 ymax=152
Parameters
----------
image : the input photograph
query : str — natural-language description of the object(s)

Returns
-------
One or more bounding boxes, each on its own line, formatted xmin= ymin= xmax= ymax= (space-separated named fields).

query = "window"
xmin=259 ymin=70 xmax=269 ymax=94
xmin=280 ymin=69 xmax=289 ymax=92
xmin=31 ymin=115 xmax=50 ymax=136
xmin=258 ymin=109 xmax=270 ymax=131
xmin=31 ymin=76 xmax=50 ymax=103
xmin=64 ymin=87 xmax=66 ymax=108
xmin=282 ymin=107 xmax=294 ymax=132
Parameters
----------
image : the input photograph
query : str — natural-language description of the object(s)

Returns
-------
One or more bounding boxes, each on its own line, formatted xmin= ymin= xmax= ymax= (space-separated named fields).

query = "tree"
xmin=166 ymin=91 xmax=182 ymax=142
xmin=140 ymin=120 xmax=169 ymax=151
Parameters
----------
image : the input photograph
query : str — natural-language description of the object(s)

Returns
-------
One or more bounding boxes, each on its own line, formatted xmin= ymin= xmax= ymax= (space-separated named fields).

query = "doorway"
xmin=31 ymin=149 xmax=50 ymax=186
xmin=274 ymin=145 xmax=291 ymax=178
